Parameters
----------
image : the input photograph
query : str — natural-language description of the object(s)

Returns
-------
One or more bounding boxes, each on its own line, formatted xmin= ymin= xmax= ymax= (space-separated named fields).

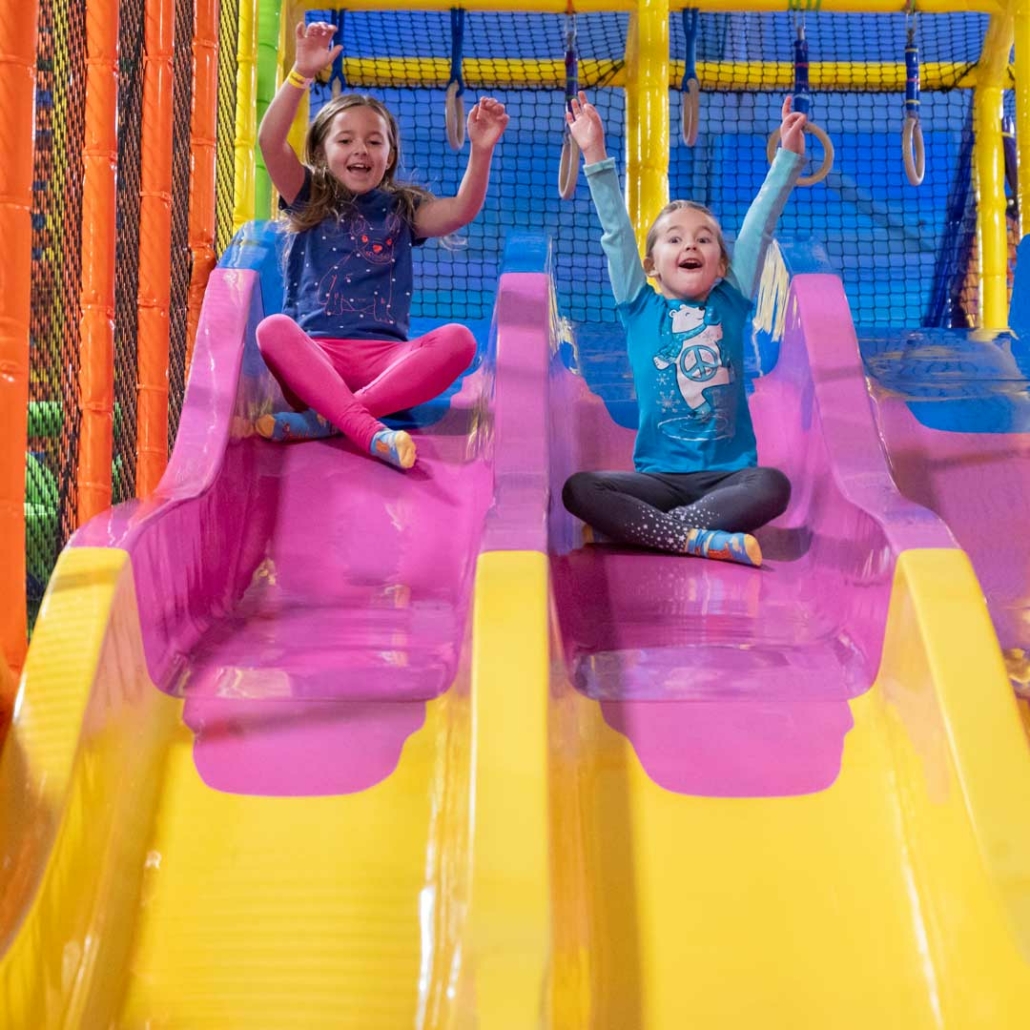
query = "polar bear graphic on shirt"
xmin=653 ymin=303 xmax=730 ymax=417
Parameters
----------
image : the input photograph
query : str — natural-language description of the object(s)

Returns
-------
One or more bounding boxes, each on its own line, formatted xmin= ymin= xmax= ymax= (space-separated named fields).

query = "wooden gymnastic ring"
xmin=681 ymin=77 xmax=700 ymax=146
xmin=902 ymin=115 xmax=925 ymax=186
xmin=445 ymin=80 xmax=465 ymax=150
xmin=766 ymin=122 xmax=835 ymax=186
xmin=559 ymin=133 xmax=580 ymax=199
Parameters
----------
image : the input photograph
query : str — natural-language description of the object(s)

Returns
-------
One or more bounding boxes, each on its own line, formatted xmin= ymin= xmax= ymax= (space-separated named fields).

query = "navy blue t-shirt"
xmin=281 ymin=170 xmax=425 ymax=341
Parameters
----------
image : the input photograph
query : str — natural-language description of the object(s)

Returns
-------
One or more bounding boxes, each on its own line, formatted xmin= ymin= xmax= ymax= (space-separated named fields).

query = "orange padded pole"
xmin=187 ymin=0 xmax=220 ymax=372
xmin=137 ymin=0 xmax=175 ymax=496
xmin=77 ymin=0 xmax=119 ymax=523
xmin=0 ymin=2 xmax=38 ymax=680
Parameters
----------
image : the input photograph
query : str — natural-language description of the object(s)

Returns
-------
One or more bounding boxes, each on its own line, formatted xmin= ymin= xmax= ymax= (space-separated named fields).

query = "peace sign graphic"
xmin=679 ymin=343 xmax=724 ymax=382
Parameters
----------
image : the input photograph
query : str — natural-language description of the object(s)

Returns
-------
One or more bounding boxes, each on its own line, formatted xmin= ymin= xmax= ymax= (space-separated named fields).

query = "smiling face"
xmin=644 ymin=204 xmax=728 ymax=303
xmin=318 ymin=103 xmax=395 ymax=196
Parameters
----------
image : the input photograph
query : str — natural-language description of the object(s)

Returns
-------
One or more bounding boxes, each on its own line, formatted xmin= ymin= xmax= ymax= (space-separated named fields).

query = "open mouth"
xmin=679 ymin=259 xmax=703 ymax=271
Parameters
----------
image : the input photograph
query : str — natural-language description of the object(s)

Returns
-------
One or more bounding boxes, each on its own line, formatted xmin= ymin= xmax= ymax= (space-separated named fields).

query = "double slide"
xmin=3 ymin=228 xmax=1030 ymax=1027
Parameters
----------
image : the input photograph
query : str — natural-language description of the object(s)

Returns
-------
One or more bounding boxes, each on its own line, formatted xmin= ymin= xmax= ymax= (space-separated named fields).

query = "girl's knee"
xmin=562 ymin=472 xmax=596 ymax=514
xmin=760 ymin=467 xmax=792 ymax=514
xmin=439 ymin=323 xmax=477 ymax=368
xmin=256 ymin=312 xmax=295 ymax=337
xmin=255 ymin=313 xmax=299 ymax=360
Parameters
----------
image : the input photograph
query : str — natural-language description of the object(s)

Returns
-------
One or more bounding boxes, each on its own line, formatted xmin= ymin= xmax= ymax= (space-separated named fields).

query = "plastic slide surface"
xmin=4 ymin=234 xmax=1030 ymax=1027
xmin=0 ymin=230 xmax=555 ymax=1028
xmin=860 ymin=319 xmax=1030 ymax=705
xmin=544 ymin=272 xmax=1030 ymax=1027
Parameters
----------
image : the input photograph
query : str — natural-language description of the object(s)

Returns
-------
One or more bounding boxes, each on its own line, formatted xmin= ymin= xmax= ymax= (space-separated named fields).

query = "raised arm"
xmin=258 ymin=21 xmax=342 ymax=206
xmin=568 ymin=92 xmax=648 ymax=306
xmin=729 ymin=97 xmax=807 ymax=298
xmin=413 ymin=99 xmax=509 ymax=238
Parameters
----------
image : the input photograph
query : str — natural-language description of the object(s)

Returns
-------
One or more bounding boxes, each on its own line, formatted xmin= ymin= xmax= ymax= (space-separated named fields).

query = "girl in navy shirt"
xmin=256 ymin=20 xmax=509 ymax=469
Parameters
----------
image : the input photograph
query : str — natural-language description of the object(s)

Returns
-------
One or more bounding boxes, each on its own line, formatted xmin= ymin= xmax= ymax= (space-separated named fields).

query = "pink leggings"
xmin=255 ymin=314 xmax=477 ymax=451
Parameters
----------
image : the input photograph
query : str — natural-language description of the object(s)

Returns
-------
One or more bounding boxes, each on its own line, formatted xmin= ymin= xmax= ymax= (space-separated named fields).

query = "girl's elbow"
xmin=257 ymin=117 xmax=289 ymax=157
xmin=422 ymin=207 xmax=474 ymax=239
xmin=450 ymin=203 xmax=482 ymax=233
xmin=422 ymin=219 xmax=463 ymax=240
xmin=256 ymin=132 xmax=276 ymax=162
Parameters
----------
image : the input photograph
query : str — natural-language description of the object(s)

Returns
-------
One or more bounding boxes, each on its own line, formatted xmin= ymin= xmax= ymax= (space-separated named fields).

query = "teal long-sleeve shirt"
xmin=584 ymin=147 xmax=802 ymax=474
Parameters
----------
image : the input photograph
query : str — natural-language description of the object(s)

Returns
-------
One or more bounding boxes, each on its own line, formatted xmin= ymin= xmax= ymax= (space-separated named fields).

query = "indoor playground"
xmin=4 ymin=0 xmax=1030 ymax=1026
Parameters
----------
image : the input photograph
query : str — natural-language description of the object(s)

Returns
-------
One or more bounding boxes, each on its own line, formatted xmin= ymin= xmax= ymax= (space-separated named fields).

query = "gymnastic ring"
xmin=902 ymin=115 xmax=925 ymax=186
xmin=559 ymin=133 xmax=580 ymax=200
xmin=445 ymin=80 xmax=465 ymax=151
xmin=681 ymin=77 xmax=700 ymax=147
xmin=766 ymin=122 xmax=835 ymax=187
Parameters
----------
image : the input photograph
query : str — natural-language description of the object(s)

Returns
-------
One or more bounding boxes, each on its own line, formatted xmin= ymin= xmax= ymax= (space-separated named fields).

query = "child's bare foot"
xmin=370 ymin=428 xmax=416 ymax=469
xmin=684 ymin=527 xmax=762 ymax=567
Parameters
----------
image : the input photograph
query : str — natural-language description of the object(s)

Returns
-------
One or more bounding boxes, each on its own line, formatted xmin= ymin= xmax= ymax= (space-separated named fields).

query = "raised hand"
xmin=779 ymin=95 xmax=807 ymax=157
xmin=293 ymin=21 xmax=342 ymax=79
xmin=468 ymin=97 xmax=510 ymax=151
xmin=566 ymin=91 xmax=607 ymax=164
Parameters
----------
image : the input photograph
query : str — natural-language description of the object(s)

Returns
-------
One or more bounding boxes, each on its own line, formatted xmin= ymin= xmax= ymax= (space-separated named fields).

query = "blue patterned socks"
xmin=255 ymin=412 xmax=416 ymax=470
xmin=255 ymin=408 xmax=338 ymax=442
xmin=370 ymin=428 xmax=417 ymax=469
xmin=684 ymin=528 xmax=762 ymax=567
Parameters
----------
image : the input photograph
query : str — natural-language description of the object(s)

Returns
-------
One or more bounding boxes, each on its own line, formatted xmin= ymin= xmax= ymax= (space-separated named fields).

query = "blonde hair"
xmin=285 ymin=93 xmax=433 ymax=234
xmin=644 ymin=200 xmax=730 ymax=268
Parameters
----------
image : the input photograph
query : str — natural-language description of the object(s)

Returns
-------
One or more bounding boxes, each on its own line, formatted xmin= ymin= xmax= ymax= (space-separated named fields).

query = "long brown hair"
xmin=285 ymin=93 xmax=433 ymax=234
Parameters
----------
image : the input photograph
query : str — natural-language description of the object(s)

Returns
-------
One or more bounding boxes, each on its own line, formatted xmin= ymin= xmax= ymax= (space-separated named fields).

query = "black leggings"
xmin=561 ymin=466 xmax=791 ymax=554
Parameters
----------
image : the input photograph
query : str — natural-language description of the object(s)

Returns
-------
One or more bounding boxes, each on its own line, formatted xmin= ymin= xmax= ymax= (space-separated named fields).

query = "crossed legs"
xmin=255 ymin=314 xmax=476 ymax=467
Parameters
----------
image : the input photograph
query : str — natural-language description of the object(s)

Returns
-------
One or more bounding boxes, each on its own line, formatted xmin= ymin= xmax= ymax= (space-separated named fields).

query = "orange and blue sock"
xmin=255 ymin=408 xmax=337 ymax=442
xmin=684 ymin=528 xmax=762 ymax=567
xmin=370 ymin=428 xmax=417 ymax=470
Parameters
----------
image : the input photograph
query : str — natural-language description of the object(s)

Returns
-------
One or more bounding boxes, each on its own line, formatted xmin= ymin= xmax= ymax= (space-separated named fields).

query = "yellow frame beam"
xmin=1015 ymin=0 xmax=1030 ymax=244
xmin=323 ymin=57 xmax=986 ymax=92
xmin=234 ymin=0 xmax=259 ymax=232
xmin=298 ymin=1 xmax=1002 ymax=14
xmin=975 ymin=12 xmax=1013 ymax=329
xmin=626 ymin=0 xmax=670 ymax=252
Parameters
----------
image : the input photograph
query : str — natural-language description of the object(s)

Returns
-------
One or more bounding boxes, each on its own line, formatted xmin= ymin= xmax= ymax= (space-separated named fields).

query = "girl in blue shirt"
xmin=255 ymin=20 xmax=509 ymax=469
xmin=561 ymin=92 xmax=805 ymax=567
